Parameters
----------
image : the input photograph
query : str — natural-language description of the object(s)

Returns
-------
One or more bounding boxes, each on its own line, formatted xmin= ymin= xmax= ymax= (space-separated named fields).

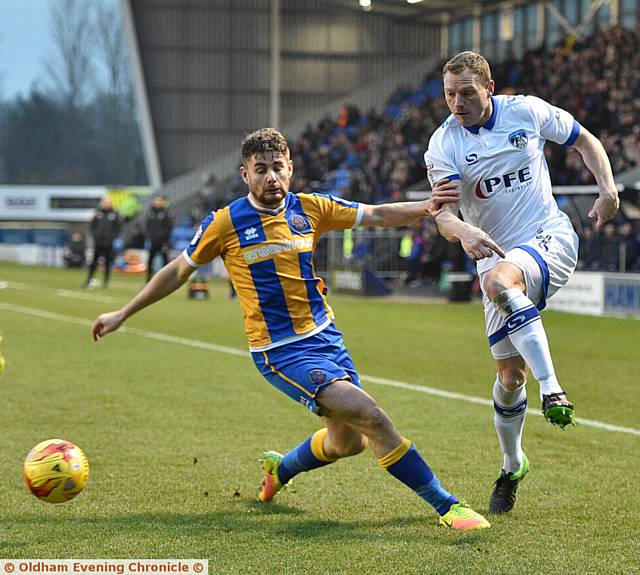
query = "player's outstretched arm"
xmin=431 ymin=179 xmax=505 ymax=261
xmin=91 ymin=255 xmax=196 ymax=342
xmin=359 ymin=185 xmax=460 ymax=228
xmin=571 ymin=128 xmax=619 ymax=229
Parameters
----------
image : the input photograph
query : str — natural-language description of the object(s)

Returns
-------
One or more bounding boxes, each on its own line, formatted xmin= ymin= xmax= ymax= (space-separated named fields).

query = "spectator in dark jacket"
xmin=145 ymin=195 xmax=174 ymax=282
xmin=619 ymin=222 xmax=640 ymax=272
xmin=64 ymin=231 xmax=86 ymax=269
xmin=596 ymin=223 xmax=621 ymax=271
xmin=84 ymin=196 xmax=121 ymax=288
xmin=578 ymin=225 xmax=598 ymax=270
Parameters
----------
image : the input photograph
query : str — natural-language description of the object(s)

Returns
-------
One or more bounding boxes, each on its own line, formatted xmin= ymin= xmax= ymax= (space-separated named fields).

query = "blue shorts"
xmin=252 ymin=323 xmax=361 ymax=414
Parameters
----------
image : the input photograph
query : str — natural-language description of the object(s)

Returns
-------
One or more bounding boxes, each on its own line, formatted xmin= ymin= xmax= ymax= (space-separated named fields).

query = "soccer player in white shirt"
xmin=425 ymin=51 xmax=619 ymax=514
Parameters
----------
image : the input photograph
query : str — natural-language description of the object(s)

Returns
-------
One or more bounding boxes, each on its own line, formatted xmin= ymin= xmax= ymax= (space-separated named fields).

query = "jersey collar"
xmin=463 ymin=96 xmax=498 ymax=135
xmin=247 ymin=192 xmax=287 ymax=215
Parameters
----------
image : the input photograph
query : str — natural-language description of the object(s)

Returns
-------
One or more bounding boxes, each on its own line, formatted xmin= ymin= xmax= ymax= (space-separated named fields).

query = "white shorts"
xmin=481 ymin=224 xmax=579 ymax=360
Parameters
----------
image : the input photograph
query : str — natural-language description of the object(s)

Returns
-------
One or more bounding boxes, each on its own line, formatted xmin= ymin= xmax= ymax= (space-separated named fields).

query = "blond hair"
xmin=443 ymin=51 xmax=492 ymax=88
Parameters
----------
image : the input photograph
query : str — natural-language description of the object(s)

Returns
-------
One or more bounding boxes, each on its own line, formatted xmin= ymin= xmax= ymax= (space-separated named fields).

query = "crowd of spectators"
xmin=578 ymin=222 xmax=640 ymax=272
xmin=200 ymin=24 xmax=639 ymax=278
xmin=493 ymin=25 xmax=640 ymax=185
xmin=283 ymin=25 xmax=640 ymax=201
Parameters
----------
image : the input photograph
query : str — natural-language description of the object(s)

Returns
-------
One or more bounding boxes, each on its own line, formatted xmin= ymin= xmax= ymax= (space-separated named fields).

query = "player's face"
xmin=241 ymin=152 xmax=293 ymax=209
xmin=443 ymin=70 xmax=494 ymax=127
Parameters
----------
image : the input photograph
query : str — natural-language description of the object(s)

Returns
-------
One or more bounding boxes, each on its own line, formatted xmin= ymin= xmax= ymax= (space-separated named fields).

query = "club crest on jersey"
xmin=509 ymin=129 xmax=528 ymax=150
xmin=309 ymin=369 xmax=328 ymax=385
xmin=244 ymin=227 xmax=259 ymax=241
xmin=288 ymin=214 xmax=309 ymax=233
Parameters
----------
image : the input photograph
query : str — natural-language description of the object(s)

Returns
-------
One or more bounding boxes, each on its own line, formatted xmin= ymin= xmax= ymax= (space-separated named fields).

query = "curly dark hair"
xmin=241 ymin=128 xmax=289 ymax=165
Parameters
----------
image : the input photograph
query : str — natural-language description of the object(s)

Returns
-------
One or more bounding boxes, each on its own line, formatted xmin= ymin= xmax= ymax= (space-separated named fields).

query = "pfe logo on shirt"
xmin=244 ymin=227 xmax=259 ymax=241
xmin=508 ymin=129 xmax=528 ymax=150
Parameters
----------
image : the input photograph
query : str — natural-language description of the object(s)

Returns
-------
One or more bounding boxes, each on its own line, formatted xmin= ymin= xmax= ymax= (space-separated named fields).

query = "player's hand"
xmin=460 ymin=227 xmax=506 ymax=261
xmin=428 ymin=178 xmax=461 ymax=216
xmin=588 ymin=193 xmax=619 ymax=230
xmin=91 ymin=310 xmax=125 ymax=342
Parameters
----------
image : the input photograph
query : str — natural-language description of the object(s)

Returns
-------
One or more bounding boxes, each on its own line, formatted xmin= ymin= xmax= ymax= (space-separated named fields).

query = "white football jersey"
xmin=424 ymin=94 xmax=581 ymax=275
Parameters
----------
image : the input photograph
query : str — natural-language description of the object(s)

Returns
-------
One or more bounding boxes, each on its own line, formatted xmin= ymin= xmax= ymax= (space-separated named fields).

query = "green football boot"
xmin=439 ymin=501 xmax=491 ymax=530
xmin=542 ymin=392 xmax=575 ymax=429
xmin=258 ymin=451 xmax=284 ymax=502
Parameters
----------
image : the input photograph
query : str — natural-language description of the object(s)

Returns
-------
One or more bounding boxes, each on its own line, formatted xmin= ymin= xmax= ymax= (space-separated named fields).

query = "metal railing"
xmin=314 ymin=229 xmax=408 ymax=280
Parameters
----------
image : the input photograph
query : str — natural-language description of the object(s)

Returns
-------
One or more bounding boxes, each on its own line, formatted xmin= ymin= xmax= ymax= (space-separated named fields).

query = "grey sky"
xmin=1 ymin=0 xmax=51 ymax=99
xmin=1 ymin=0 xmax=121 ymax=101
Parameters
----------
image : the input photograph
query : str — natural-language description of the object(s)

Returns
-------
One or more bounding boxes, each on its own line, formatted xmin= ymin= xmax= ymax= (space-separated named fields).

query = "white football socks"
xmin=493 ymin=288 xmax=564 ymax=399
xmin=493 ymin=376 xmax=527 ymax=474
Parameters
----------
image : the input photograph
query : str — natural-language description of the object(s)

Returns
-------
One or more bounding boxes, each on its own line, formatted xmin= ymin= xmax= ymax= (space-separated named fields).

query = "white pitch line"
xmin=1 ymin=301 xmax=639 ymax=438
xmin=56 ymin=289 xmax=119 ymax=303
xmin=0 ymin=281 xmax=35 ymax=291
xmin=360 ymin=374 xmax=640 ymax=436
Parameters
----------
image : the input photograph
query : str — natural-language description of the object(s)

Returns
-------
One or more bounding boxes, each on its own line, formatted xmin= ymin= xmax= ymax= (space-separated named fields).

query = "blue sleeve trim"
xmin=446 ymin=174 xmax=461 ymax=181
xmin=563 ymin=120 xmax=580 ymax=147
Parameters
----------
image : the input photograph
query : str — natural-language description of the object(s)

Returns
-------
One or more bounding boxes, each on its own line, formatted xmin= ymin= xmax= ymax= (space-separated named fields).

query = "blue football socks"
xmin=379 ymin=438 xmax=458 ymax=515
xmin=277 ymin=428 xmax=336 ymax=485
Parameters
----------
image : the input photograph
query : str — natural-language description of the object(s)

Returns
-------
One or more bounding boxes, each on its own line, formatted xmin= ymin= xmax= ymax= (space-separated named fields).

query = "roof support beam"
xmin=270 ymin=0 xmax=281 ymax=129
xmin=120 ymin=0 xmax=163 ymax=189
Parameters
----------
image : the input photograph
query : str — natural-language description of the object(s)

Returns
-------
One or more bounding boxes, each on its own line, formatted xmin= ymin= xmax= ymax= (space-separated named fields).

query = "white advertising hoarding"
xmin=547 ymin=271 xmax=640 ymax=319
xmin=546 ymin=271 xmax=605 ymax=316
xmin=0 ymin=186 xmax=150 ymax=222
xmin=0 ymin=186 xmax=106 ymax=222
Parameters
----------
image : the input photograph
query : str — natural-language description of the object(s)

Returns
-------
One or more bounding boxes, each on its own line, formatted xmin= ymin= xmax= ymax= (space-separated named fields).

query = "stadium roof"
xmin=333 ymin=0 xmax=520 ymax=22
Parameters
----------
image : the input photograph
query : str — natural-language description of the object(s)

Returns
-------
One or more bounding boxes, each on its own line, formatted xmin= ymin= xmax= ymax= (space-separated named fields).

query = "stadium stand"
xmin=283 ymin=25 xmax=640 ymax=199
xmin=192 ymin=25 xmax=639 ymax=275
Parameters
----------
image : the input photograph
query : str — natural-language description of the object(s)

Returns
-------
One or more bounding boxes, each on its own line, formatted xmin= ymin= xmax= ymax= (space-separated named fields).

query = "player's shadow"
xmin=11 ymin=500 xmax=492 ymax=547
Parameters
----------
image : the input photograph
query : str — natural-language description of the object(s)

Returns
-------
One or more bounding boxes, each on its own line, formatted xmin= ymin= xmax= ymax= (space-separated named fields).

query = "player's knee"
xmin=498 ymin=368 xmax=526 ymax=390
xmin=484 ymin=271 xmax=511 ymax=301
xmin=492 ymin=287 xmax=526 ymax=316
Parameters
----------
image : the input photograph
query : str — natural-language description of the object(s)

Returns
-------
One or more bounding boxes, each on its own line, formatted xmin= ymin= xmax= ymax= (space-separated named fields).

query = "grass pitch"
xmin=0 ymin=263 xmax=638 ymax=574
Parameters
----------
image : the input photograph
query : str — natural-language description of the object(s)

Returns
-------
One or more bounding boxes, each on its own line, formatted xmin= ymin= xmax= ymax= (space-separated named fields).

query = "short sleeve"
xmin=182 ymin=212 xmax=223 ymax=267
xmin=306 ymin=194 xmax=364 ymax=234
xmin=525 ymin=95 xmax=580 ymax=147
xmin=424 ymin=131 xmax=460 ymax=188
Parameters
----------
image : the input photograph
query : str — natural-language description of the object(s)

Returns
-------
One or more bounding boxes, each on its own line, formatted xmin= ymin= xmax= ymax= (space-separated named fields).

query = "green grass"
xmin=0 ymin=263 xmax=638 ymax=574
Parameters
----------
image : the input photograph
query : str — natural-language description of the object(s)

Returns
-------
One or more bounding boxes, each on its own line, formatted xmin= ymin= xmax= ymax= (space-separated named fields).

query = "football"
xmin=23 ymin=439 xmax=89 ymax=503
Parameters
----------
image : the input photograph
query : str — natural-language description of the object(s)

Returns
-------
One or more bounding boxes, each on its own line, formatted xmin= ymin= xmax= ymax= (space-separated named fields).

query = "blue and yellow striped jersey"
xmin=183 ymin=192 xmax=363 ymax=351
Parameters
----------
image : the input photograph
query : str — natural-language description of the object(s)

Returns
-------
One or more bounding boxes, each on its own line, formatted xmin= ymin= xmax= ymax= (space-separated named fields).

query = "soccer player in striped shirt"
xmin=92 ymin=128 xmax=501 ymax=530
